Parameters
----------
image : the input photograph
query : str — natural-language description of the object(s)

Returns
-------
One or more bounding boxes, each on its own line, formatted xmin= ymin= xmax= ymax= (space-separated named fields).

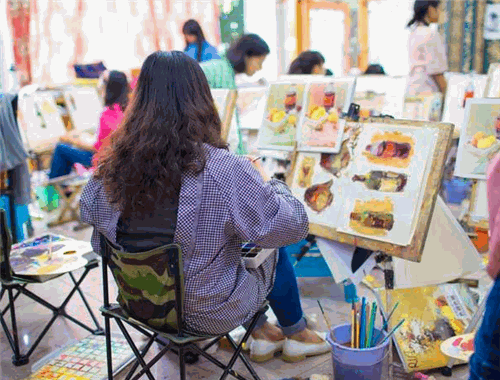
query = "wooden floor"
xmin=1 ymin=218 xmax=475 ymax=379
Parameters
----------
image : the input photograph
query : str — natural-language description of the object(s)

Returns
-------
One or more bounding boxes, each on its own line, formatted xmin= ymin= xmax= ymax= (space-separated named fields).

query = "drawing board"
xmin=64 ymin=87 xmax=102 ymax=133
xmin=297 ymin=77 xmax=356 ymax=153
xmin=403 ymin=93 xmax=443 ymax=122
xmin=17 ymin=92 xmax=67 ymax=152
xmin=484 ymin=62 xmax=500 ymax=98
xmin=441 ymin=73 xmax=488 ymax=134
xmin=354 ymin=75 xmax=407 ymax=119
xmin=289 ymin=119 xmax=453 ymax=262
xmin=236 ymin=87 xmax=268 ymax=131
xmin=211 ymin=89 xmax=237 ymax=143
xmin=257 ymin=81 xmax=307 ymax=151
xmin=455 ymin=98 xmax=500 ymax=180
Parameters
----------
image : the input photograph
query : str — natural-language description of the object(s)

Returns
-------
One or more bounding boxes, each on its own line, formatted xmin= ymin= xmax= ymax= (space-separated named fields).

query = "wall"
xmin=0 ymin=0 xmax=16 ymax=91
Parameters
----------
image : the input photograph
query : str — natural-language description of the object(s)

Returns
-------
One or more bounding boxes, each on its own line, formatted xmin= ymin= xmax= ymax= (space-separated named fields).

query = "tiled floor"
xmin=0 ymin=219 xmax=477 ymax=379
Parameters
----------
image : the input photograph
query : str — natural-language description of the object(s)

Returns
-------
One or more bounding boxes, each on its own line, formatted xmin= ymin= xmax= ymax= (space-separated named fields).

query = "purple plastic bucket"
xmin=326 ymin=324 xmax=390 ymax=380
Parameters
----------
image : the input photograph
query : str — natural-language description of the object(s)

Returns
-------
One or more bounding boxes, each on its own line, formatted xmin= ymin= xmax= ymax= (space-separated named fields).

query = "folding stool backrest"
xmin=100 ymin=235 xmax=185 ymax=335
xmin=0 ymin=209 xmax=13 ymax=281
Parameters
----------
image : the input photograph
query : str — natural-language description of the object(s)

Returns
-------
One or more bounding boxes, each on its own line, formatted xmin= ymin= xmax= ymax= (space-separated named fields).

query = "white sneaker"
xmin=281 ymin=332 xmax=330 ymax=363
xmin=249 ymin=338 xmax=286 ymax=362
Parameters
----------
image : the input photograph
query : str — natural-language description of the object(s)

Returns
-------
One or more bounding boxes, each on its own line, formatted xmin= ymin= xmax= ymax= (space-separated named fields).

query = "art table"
xmin=0 ymin=232 xmax=103 ymax=366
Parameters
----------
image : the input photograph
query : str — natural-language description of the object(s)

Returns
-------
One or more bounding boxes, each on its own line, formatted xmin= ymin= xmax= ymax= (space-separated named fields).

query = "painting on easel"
xmin=211 ymin=89 xmax=237 ymax=143
xmin=289 ymin=119 xmax=453 ymax=262
xmin=257 ymin=82 xmax=306 ymax=151
xmin=17 ymin=92 xmax=67 ymax=152
xmin=403 ymin=94 xmax=443 ymax=122
xmin=297 ymin=78 xmax=355 ymax=153
xmin=354 ymin=76 xmax=407 ymax=119
xmin=236 ymin=87 xmax=268 ymax=131
xmin=441 ymin=73 xmax=488 ymax=134
xmin=63 ymin=87 xmax=103 ymax=133
xmin=455 ymin=98 xmax=500 ymax=180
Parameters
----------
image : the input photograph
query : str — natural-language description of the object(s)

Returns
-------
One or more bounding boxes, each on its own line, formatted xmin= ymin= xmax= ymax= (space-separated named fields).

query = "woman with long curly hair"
xmin=81 ymin=51 xmax=329 ymax=365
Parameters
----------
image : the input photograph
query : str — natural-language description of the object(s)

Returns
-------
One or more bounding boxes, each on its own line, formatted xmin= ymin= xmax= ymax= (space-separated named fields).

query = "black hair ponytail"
xmin=407 ymin=0 xmax=440 ymax=28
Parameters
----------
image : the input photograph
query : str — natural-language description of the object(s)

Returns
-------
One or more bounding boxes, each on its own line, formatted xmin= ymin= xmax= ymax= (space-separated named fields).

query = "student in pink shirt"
xmin=468 ymin=154 xmax=500 ymax=379
xmin=48 ymin=71 xmax=129 ymax=179
xmin=406 ymin=1 xmax=448 ymax=96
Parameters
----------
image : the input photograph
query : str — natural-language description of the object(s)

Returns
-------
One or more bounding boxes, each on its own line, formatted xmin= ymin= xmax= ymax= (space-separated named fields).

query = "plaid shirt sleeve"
xmin=213 ymin=154 xmax=309 ymax=248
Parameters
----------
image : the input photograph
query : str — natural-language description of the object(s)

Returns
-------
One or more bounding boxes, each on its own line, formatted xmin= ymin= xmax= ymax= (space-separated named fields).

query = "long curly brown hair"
xmin=95 ymin=51 xmax=227 ymax=216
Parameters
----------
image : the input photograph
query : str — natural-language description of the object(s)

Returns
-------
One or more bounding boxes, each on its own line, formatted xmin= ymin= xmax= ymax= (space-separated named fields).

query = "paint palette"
xmin=10 ymin=233 xmax=92 ymax=280
xmin=440 ymin=333 xmax=475 ymax=362
xmin=30 ymin=335 xmax=141 ymax=380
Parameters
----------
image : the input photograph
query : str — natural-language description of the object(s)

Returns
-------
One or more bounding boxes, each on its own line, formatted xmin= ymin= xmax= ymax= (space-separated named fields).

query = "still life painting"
xmin=298 ymin=79 xmax=355 ymax=153
xmin=257 ymin=82 xmax=306 ymax=151
xmin=455 ymin=98 xmax=500 ymax=180
xmin=64 ymin=88 xmax=102 ymax=133
xmin=403 ymin=94 xmax=443 ymax=122
xmin=236 ymin=87 xmax=268 ymax=131
xmin=18 ymin=93 xmax=67 ymax=151
xmin=379 ymin=284 xmax=477 ymax=372
xmin=291 ymin=120 xmax=442 ymax=248
xmin=441 ymin=73 xmax=487 ymax=133
xmin=354 ymin=76 xmax=407 ymax=120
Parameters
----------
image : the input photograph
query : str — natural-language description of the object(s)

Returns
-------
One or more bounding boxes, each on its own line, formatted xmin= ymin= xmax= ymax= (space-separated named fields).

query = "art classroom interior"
xmin=1 ymin=0 xmax=500 ymax=379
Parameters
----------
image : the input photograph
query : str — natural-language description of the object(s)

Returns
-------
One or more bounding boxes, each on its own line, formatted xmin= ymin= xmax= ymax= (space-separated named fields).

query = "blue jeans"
xmin=246 ymin=247 xmax=306 ymax=336
xmin=48 ymin=143 xmax=94 ymax=179
xmin=469 ymin=277 xmax=500 ymax=380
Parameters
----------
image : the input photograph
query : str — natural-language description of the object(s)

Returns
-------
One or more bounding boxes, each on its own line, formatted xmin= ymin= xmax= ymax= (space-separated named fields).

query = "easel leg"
xmin=441 ymin=285 xmax=491 ymax=377
xmin=377 ymin=252 xmax=395 ymax=380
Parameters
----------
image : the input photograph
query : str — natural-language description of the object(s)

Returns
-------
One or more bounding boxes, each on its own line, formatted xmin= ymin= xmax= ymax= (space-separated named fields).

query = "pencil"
xmin=377 ymin=318 xmax=405 ymax=347
xmin=351 ymin=303 xmax=355 ymax=348
xmin=355 ymin=312 xmax=360 ymax=349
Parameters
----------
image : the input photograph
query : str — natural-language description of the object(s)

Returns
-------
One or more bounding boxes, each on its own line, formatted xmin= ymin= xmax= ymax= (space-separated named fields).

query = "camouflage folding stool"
xmin=99 ymin=235 xmax=269 ymax=380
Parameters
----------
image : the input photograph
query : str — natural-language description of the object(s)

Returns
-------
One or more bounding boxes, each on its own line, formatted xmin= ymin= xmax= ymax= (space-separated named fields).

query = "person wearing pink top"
xmin=468 ymin=154 xmax=500 ymax=379
xmin=48 ymin=71 xmax=129 ymax=179
xmin=406 ymin=1 xmax=448 ymax=96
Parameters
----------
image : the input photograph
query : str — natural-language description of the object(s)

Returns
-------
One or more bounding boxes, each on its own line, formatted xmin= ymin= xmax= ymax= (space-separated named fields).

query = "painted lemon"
xmin=327 ymin=111 xmax=339 ymax=123
xmin=477 ymin=135 xmax=496 ymax=149
xmin=271 ymin=110 xmax=286 ymax=123
xmin=288 ymin=115 xmax=297 ymax=124
xmin=311 ymin=107 xmax=326 ymax=120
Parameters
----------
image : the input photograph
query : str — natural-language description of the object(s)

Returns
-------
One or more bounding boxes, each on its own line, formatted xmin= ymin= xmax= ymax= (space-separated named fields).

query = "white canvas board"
xmin=336 ymin=125 xmax=438 ymax=245
xmin=442 ymin=73 xmax=488 ymax=133
xmin=236 ymin=87 xmax=268 ymax=131
xmin=18 ymin=92 xmax=67 ymax=150
xmin=211 ymin=89 xmax=230 ymax=121
xmin=315 ymin=237 xmax=377 ymax=285
xmin=257 ymin=81 xmax=307 ymax=152
xmin=485 ymin=63 xmax=500 ymax=97
xmin=297 ymin=77 xmax=356 ymax=153
xmin=455 ymin=98 xmax=500 ymax=180
xmin=354 ymin=75 xmax=407 ymax=119
xmin=393 ymin=196 xmax=482 ymax=289
xmin=402 ymin=94 xmax=443 ymax=122
xmin=64 ymin=87 xmax=102 ymax=133
xmin=470 ymin=180 xmax=489 ymax=223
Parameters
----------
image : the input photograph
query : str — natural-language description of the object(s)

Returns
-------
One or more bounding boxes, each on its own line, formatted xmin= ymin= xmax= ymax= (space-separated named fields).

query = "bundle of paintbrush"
xmin=350 ymin=297 xmax=404 ymax=349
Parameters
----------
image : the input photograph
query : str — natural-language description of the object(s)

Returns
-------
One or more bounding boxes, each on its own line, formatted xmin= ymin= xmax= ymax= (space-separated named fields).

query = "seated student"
xmin=48 ymin=71 xmax=129 ymax=179
xmin=288 ymin=51 xmax=326 ymax=75
xmin=182 ymin=19 xmax=220 ymax=63
xmin=364 ymin=64 xmax=386 ymax=75
xmin=81 ymin=51 xmax=330 ymax=363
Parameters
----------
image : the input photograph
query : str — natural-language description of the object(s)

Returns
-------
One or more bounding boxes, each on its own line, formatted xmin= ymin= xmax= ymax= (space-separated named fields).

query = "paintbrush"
xmin=317 ymin=300 xmax=332 ymax=330
xmin=373 ymin=301 xmax=400 ymax=345
xmin=376 ymin=318 xmax=405 ymax=347
xmin=351 ymin=302 xmax=355 ymax=348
